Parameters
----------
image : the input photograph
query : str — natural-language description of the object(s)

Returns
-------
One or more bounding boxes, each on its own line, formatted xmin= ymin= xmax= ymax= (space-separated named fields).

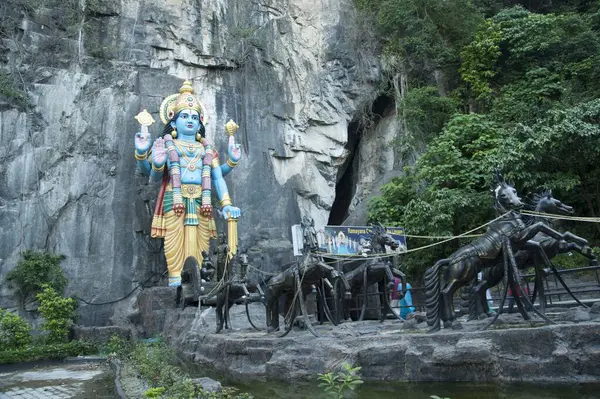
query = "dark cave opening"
xmin=328 ymin=94 xmax=396 ymax=225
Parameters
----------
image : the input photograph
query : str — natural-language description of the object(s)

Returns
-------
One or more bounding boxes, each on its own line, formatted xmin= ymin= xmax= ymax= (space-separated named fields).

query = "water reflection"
xmin=233 ymin=380 xmax=600 ymax=399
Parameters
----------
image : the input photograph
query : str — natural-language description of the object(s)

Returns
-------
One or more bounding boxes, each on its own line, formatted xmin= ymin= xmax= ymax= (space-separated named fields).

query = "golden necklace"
xmin=173 ymin=140 xmax=204 ymax=171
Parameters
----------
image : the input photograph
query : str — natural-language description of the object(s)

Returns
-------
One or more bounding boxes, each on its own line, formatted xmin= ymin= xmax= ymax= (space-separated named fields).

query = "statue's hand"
xmin=134 ymin=128 xmax=152 ymax=153
xmin=221 ymin=205 xmax=241 ymax=220
xmin=227 ymin=136 xmax=241 ymax=163
xmin=152 ymin=137 xmax=167 ymax=167
xmin=173 ymin=202 xmax=185 ymax=216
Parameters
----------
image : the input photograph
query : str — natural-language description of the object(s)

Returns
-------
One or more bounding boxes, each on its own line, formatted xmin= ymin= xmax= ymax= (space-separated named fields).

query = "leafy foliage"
xmin=36 ymin=285 xmax=76 ymax=343
xmin=357 ymin=0 xmax=482 ymax=77
xmin=367 ymin=2 xmax=600 ymax=279
xmin=6 ymin=250 xmax=68 ymax=303
xmin=112 ymin=339 xmax=253 ymax=399
xmin=0 ymin=309 xmax=32 ymax=351
xmin=459 ymin=20 xmax=502 ymax=99
xmin=317 ymin=362 xmax=364 ymax=399
xmin=399 ymin=86 xmax=459 ymax=141
xmin=0 ymin=340 xmax=97 ymax=364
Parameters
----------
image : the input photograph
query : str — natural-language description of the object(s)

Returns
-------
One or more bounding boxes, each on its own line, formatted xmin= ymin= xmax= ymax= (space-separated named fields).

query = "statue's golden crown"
xmin=159 ymin=80 xmax=206 ymax=125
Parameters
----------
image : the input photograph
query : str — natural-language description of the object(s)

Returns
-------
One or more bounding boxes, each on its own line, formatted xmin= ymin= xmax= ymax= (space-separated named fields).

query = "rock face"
xmin=0 ymin=0 xmax=393 ymax=324
xmin=155 ymin=301 xmax=600 ymax=383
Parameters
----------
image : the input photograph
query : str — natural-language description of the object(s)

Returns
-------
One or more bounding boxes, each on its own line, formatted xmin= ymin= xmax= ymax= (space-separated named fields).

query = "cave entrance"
xmin=327 ymin=94 xmax=395 ymax=225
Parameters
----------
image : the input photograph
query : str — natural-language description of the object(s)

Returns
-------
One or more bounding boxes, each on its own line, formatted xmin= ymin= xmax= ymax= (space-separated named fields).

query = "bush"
xmin=0 ymin=309 xmax=32 ymax=351
xmin=6 ymin=250 xmax=68 ymax=302
xmin=36 ymin=285 xmax=76 ymax=343
xmin=0 ymin=340 xmax=97 ymax=364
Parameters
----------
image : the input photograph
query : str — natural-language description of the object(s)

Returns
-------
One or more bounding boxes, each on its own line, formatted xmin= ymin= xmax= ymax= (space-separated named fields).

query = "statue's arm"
xmin=212 ymin=155 xmax=235 ymax=178
xmin=135 ymin=151 xmax=151 ymax=176
xmin=219 ymin=135 xmax=241 ymax=177
xmin=149 ymin=158 xmax=165 ymax=182
xmin=135 ymin=129 xmax=167 ymax=182
xmin=211 ymin=163 xmax=231 ymax=204
xmin=134 ymin=130 xmax=152 ymax=176
xmin=211 ymin=164 xmax=241 ymax=219
xmin=219 ymin=161 xmax=235 ymax=177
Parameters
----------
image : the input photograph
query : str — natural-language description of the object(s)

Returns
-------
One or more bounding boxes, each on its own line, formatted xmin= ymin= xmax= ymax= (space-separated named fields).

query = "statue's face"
xmin=172 ymin=109 xmax=201 ymax=136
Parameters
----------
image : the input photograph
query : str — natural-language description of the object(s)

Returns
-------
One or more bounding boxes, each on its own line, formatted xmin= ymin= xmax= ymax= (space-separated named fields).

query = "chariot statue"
xmin=134 ymin=80 xmax=241 ymax=287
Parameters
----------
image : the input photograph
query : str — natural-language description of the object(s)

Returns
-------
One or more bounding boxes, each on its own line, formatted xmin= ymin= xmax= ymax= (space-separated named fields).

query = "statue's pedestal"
xmin=147 ymin=303 xmax=600 ymax=383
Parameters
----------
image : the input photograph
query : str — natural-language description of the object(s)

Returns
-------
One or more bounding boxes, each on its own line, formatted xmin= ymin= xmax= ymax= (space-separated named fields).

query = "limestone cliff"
xmin=0 ymin=0 xmax=401 ymax=324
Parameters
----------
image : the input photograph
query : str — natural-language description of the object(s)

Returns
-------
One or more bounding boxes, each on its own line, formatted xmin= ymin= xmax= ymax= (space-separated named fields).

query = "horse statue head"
xmin=529 ymin=189 xmax=574 ymax=216
xmin=492 ymin=169 xmax=523 ymax=213
xmin=369 ymin=223 xmax=399 ymax=253
xmin=236 ymin=252 xmax=250 ymax=281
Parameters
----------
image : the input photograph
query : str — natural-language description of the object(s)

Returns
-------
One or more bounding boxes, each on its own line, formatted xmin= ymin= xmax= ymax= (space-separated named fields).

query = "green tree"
xmin=356 ymin=0 xmax=483 ymax=84
xmin=370 ymin=114 xmax=514 ymax=278
xmin=400 ymin=86 xmax=459 ymax=141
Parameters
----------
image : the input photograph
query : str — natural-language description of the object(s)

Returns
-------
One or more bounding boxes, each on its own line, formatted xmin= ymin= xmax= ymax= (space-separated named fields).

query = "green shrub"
xmin=6 ymin=250 xmax=68 ymax=302
xmin=0 ymin=309 xmax=32 ymax=351
xmin=143 ymin=387 xmax=166 ymax=398
xmin=36 ymin=285 xmax=76 ymax=343
xmin=126 ymin=341 xmax=253 ymax=399
xmin=0 ymin=340 xmax=97 ymax=364
xmin=104 ymin=334 xmax=133 ymax=355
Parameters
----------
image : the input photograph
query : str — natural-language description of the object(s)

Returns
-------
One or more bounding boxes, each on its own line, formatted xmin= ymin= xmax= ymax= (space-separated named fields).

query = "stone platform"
xmin=0 ymin=360 xmax=115 ymax=399
xmin=139 ymin=288 xmax=600 ymax=384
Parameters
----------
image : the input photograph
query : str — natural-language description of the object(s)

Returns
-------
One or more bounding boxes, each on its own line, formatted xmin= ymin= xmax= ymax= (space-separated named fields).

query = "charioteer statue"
xmin=134 ymin=80 xmax=241 ymax=286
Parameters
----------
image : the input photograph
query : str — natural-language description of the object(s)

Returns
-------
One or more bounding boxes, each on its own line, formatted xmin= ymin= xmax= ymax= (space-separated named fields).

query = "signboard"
xmin=316 ymin=226 xmax=407 ymax=256
xmin=291 ymin=224 xmax=303 ymax=256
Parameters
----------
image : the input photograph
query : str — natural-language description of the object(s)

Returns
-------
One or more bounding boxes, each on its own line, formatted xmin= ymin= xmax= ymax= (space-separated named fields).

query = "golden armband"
xmin=152 ymin=163 xmax=165 ymax=172
xmin=134 ymin=150 xmax=149 ymax=161
xmin=220 ymin=193 xmax=233 ymax=207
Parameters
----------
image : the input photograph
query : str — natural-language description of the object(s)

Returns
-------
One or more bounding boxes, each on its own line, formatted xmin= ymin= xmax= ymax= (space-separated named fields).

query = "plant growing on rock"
xmin=5 ymin=250 xmax=68 ymax=304
xmin=317 ymin=362 xmax=363 ymax=399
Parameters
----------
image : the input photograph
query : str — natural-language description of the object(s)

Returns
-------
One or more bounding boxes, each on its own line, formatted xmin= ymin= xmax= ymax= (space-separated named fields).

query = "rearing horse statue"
xmin=424 ymin=171 xmax=589 ymax=332
xmin=466 ymin=190 xmax=597 ymax=318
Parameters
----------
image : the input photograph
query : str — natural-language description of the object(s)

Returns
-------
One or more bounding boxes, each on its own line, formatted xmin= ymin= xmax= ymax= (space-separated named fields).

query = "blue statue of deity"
xmin=134 ymin=80 xmax=241 ymax=286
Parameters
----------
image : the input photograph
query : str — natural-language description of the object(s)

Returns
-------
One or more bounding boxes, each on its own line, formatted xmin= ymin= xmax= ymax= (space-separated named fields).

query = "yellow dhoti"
xmin=151 ymin=183 xmax=217 ymax=286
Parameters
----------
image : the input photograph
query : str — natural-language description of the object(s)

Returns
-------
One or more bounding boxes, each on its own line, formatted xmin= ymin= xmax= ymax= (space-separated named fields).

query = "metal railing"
xmin=316 ymin=264 xmax=600 ymax=320
xmin=486 ymin=264 xmax=600 ymax=310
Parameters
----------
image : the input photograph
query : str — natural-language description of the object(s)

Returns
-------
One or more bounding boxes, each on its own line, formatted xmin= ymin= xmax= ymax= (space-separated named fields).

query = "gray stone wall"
xmin=0 ymin=0 xmax=401 ymax=325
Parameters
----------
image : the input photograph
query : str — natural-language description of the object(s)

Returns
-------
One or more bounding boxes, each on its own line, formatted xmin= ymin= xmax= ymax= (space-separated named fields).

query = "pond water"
xmin=184 ymin=360 xmax=600 ymax=399
xmin=231 ymin=380 xmax=600 ymax=399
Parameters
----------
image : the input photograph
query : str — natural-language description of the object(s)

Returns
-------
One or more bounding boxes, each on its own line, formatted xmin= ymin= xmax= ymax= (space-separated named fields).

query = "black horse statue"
xmin=424 ymin=171 xmax=589 ymax=332
xmin=340 ymin=224 xmax=407 ymax=322
xmin=465 ymin=190 xmax=597 ymax=318
xmin=264 ymin=217 xmax=351 ymax=337
xmin=214 ymin=253 xmax=265 ymax=333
